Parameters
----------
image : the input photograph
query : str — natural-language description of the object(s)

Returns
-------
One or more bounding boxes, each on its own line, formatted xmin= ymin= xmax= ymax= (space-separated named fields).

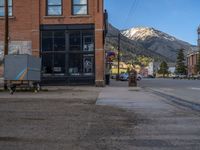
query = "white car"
xmin=137 ymin=74 xmax=142 ymax=81
xmin=118 ymin=73 xmax=143 ymax=81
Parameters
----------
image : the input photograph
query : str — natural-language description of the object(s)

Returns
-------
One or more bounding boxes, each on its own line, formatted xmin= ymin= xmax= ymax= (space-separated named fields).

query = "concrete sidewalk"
xmin=96 ymin=87 xmax=200 ymax=150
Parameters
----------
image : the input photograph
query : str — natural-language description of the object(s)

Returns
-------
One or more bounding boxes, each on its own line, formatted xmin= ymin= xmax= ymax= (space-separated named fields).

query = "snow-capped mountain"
xmin=121 ymin=26 xmax=193 ymax=62
xmin=122 ymin=27 xmax=176 ymax=42
xmin=105 ymin=24 xmax=194 ymax=62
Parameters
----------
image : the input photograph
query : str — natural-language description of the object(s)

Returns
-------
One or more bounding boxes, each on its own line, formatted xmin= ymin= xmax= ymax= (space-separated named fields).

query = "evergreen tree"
xmin=158 ymin=61 xmax=169 ymax=77
xmin=195 ymin=49 xmax=200 ymax=74
xmin=176 ymin=49 xmax=187 ymax=74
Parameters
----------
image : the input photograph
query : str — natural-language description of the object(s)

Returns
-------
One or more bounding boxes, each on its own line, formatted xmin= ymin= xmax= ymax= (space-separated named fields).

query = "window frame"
xmin=0 ymin=0 xmax=13 ymax=17
xmin=72 ymin=0 xmax=88 ymax=16
xmin=41 ymin=29 xmax=95 ymax=77
xmin=46 ymin=0 xmax=63 ymax=16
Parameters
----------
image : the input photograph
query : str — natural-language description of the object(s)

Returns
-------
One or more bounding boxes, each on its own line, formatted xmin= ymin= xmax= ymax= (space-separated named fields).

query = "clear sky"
xmin=105 ymin=0 xmax=200 ymax=45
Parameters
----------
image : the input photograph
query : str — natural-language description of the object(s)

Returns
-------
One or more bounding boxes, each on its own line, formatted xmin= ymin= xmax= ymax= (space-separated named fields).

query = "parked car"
xmin=137 ymin=74 xmax=143 ymax=81
xmin=146 ymin=75 xmax=155 ymax=78
xmin=119 ymin=73 xmax=143 ymax=81
xmin=192 ymin=73 xmax=200 ymax=80
xmin=111 ymin=74 xmax=116 ymax=79
xmin=172 ymin=74 xmax=187 ymax=79
xmin=119 ymin=73 xmax=129 ymax=81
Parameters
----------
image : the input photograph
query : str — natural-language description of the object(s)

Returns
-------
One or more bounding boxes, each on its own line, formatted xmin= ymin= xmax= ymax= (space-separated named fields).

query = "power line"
xmin=123 ymin=0 xmax=139 ymax=29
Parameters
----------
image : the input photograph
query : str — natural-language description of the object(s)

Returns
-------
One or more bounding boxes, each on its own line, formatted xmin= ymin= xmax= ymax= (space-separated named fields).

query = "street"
xmin=111 ymin=78 xmax=200 ymax=107
xmin=97 ymin=78 xmax=200 ymax=149
xmin=140 ymin=78 xmax=200 ymax=107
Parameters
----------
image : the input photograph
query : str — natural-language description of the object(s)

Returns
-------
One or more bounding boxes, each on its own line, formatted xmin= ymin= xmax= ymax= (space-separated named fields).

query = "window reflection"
xmin=47 ymin=0 xmax=62 ymax=16
xmin=0 ymin=0 xmax=13 ymax=17
xmin=72 ymin=0 xmax=88 ymax=15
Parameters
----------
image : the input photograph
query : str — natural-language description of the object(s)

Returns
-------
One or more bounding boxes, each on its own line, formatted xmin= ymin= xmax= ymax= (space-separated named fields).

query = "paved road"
xmin=97 ymin=79 xmax=200 ymax=149
xmin=139 ymin=78 xmax=200 ymax=107
xmin=111 ymin=78 xmax=200 ymax=107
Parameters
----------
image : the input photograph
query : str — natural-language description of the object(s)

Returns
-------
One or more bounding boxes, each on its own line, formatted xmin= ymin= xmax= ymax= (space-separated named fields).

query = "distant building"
xmin=187 ymin=47 xmax=199 ymax=75
xmin=187 ymin=26 xmax=200 ymax=75
xmin=147 ymin=62 xmax=154 ymax=76
xmin=111 ymin=62 xmax=129 ymax=75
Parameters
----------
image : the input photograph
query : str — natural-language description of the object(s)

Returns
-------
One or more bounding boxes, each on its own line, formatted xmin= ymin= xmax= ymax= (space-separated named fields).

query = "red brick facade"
xmin=0 ymin=0 xmax=106 ymax=86
xmin=187 ymin=51 xmax=199 ymax=75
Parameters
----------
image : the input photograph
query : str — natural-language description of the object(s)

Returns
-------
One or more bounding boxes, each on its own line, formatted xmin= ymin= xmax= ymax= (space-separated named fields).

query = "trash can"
xmin=129 ymin=69 xmax=137 ymax=87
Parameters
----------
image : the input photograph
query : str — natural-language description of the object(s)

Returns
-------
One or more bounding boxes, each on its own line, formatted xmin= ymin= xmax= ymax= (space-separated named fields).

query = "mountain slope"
xmin=105 ymin=24 xmax=172 ymax=62
xmin=122 ymin=27 xmax=193 ymax=62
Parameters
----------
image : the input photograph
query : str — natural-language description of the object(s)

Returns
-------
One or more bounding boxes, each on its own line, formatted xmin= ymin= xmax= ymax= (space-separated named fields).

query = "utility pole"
xmin=106 ymin=33 xmax=121 ymax=81
xmin=4 ymin=0 xmax=9 ymax=90
xmin=4 ymin=0 xmax=9 ymax=56
xmin=117 ymin=33 xmax=121 ymax=80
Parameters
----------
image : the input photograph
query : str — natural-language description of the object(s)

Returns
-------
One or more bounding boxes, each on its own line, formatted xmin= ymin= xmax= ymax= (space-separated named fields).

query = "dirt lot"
xmin=0 ymin=87 xmax=136 ymax=150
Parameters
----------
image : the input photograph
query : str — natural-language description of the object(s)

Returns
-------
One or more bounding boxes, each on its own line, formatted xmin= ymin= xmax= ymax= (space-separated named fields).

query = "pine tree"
xmin=176 ymin=49 xmax=187 ymax=74
xmin=158 ymin=61 xmax=169 ymax=77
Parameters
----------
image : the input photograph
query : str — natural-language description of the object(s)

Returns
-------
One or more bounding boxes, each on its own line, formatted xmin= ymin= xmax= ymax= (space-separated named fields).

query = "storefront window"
xmin=54 ymin=53 xmax=66 ymax=75
xmin=54 ymin=32 xmax=65 ymax=51
xmin=41 ymin=29 xmax=94 ymax=77
xmin=42 ymin=31 xmax=53 ymax=52
xmin=83 ymin=35 xmax=94 ymax=51
xmin=41 ymin=31 xmax=66 ymax=75
xmin=42 ymin=53 xmax=53 ymax=74
xmin=69 ymin=54 xmax=94 ymax=76
xmin=69 ymin=32 xmax=81 ymax=51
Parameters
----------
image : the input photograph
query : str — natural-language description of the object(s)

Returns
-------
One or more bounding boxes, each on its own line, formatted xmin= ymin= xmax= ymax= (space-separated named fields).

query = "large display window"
xmin=41 ymin=29 xmax=94 ymax=78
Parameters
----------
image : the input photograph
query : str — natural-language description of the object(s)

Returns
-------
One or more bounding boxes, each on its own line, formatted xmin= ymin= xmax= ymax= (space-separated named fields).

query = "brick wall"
xmin=0 ymin=0 xmax=105 ymax=85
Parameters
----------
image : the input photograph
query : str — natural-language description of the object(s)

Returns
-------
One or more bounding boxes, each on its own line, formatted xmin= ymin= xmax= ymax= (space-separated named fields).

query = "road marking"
xmin=160 ymin=88 xmax=174 ymax=91
xmin=188 ymin=87 xmax=200 ymax=91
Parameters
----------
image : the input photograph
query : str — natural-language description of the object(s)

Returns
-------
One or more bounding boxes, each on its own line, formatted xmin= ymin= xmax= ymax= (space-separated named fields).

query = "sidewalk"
xmin=97 ymin=86 xmax=170 ymax=115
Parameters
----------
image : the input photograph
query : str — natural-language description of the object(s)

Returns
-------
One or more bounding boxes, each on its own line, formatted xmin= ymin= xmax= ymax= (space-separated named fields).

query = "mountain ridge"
xmin=105 ymin=24 xmax=194 ymax=63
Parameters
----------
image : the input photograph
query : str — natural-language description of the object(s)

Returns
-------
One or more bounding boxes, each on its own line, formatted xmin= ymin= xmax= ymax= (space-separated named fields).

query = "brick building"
xmin=187 ymin=48 xmax=199 ymax=75
xmin=187 ymin=26 xmax=200 ymax=75
xmin=0 ymin=0 xmax=107 ymax=86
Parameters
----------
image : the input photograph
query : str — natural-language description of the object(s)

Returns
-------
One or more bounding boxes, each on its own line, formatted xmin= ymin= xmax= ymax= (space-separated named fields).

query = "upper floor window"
xmin=0 ymin=0 xmax=12 ymax=17
xmin=47 ymin=0 xmax=62 ymax=16
xmin=72 ymin=0 xmax=88 ymax=15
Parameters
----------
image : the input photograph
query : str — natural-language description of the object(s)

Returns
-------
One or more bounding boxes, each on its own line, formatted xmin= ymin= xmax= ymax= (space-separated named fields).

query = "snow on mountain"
xmin=122 ymin=27 xmax=176 ymax=42
xmin=120 ymin=26 xmax=193 ymax=62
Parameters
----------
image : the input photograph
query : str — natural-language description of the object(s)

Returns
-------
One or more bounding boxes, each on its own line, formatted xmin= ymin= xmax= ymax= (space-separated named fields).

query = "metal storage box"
xmin=4 ymin=54 xmax=41 ymax=81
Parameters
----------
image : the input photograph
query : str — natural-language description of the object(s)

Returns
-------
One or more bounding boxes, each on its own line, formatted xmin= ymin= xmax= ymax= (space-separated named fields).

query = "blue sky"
xmin=105 ymin=0 xmax=200 ymax=45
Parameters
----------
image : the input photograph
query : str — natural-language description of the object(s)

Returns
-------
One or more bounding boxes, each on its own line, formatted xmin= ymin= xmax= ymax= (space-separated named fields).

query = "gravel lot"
xmin=0 ymin=87 xmax=136 ymax=150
